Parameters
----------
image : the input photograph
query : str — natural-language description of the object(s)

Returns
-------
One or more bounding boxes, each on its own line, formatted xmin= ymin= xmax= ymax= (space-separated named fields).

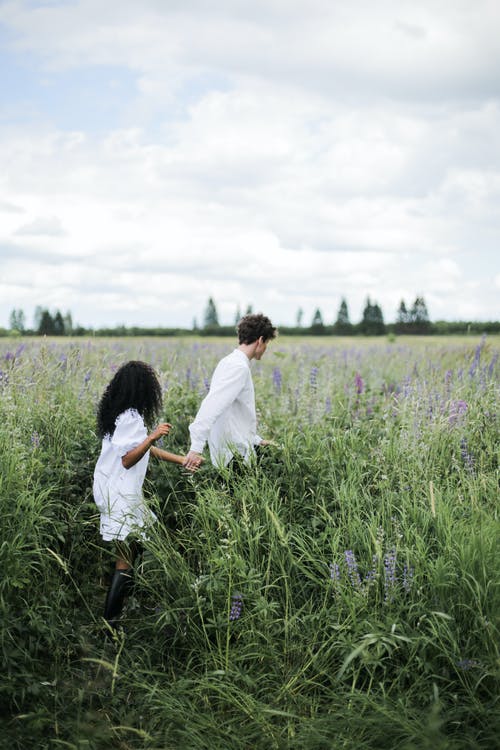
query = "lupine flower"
xmin=488 ymin=353 xmax=498 ymax=378
xmin=325 ymin=397 xmax=332 ymax=414
xmin=229 ymin=592 xmax=243 ymax=621
xmin=31 ymin=431 xmax=40 ymax=450
xmin=460 ymin=438 xmax=476 ymax=474
xmin=469 ymin=336 xmax=486 ymax=378
xmin=363 ymin=554 xmax=379 ymax=589
xmin=383 ymin=547 xmax=397 ymax=603
xmin=329 ymin=563 xmax=340 ymax=582
xmin=354 ymin=372 xmax=364 ymax=394
xmin=203 ymin=377 xmax=210 ymax=392
xmin=402 ymin=564 xmax=414 ymax=593
xmin=309 ymin=367 xmax=319 ymax=388
xmin=273 ymin=367 xmax=282 ymax=391
xmin=344 ymin=550 xmax=362 ymax=591
xmin=448 ymin=400 xmax=467 ymax=426
xmin=455 ymin=658 xmax=480 ymax=671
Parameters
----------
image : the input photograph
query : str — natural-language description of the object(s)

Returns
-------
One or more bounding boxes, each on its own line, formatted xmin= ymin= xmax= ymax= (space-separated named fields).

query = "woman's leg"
xmin=103 ymin=540 xmax=143 ymax=629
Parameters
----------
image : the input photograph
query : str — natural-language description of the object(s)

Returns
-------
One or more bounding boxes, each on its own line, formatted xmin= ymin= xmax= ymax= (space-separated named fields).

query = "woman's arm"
xmin=151 ymin=446 xmax=202 ymax=470
xmin=121 ymin=423 xmax=171 ymax=469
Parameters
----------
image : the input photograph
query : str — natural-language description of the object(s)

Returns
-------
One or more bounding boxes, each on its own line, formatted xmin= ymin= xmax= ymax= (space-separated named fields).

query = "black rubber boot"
xmin=103 ymin=568 xmax=134 ymax=630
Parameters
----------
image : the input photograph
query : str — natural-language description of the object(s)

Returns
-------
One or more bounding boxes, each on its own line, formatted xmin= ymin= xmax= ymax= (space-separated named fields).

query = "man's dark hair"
xmin=237 ymin=313 xmax=277 ymax=344
xmin=97 ymin=360 xmax=163 ymax=438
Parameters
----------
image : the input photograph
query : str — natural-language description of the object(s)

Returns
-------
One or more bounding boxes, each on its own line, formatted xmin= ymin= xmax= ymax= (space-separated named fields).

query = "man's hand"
xmin=183 ymin=450 xmax=203 ymax=470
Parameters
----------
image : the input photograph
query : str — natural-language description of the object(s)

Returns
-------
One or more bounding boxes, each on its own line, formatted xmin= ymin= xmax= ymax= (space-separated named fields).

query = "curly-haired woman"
xmin=93 ymin=360 xmax=200 ymax=631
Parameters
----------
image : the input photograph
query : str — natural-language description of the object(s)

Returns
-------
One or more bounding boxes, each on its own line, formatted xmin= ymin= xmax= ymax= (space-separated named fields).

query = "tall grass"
xmin=0 ymin=336 xmax=498 ymax=749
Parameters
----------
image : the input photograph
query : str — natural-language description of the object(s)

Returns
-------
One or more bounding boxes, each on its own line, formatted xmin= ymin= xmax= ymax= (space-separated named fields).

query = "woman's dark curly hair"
xmin=97 ymin=360 xmax=163 ymax=438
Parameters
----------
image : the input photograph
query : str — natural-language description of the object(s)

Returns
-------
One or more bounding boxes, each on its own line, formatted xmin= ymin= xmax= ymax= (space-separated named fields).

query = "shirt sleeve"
xmin=111 ymin=410 xmax=147 ymax=456
xmin=189 ymin=358 xmax=247 ymax=453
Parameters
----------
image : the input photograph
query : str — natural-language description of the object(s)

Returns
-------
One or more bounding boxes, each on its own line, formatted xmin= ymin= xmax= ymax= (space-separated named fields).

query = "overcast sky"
xmin=1 ymin=0 xmax=499 ymax=329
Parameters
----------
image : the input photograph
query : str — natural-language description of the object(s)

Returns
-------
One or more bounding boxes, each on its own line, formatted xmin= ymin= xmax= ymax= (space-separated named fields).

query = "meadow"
xmin=0 ymin=334 xmax=498 ymax=750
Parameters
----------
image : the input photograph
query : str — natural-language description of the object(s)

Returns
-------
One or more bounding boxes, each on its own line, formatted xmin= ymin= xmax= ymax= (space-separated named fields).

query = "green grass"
xmin=0 ymin=335 xmax=498 ymax=749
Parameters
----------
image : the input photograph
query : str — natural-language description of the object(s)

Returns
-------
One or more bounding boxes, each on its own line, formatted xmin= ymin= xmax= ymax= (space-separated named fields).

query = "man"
xmin=183 ymin=313 xmax=277 ymax=470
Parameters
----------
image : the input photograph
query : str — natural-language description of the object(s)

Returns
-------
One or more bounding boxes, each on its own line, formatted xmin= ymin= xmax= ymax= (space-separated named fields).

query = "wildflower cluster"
xmin=329 ymin=546 xmax=414 ymax=605
xmin=229 ymin=592 xmax=243 ymax=621
xmin=460 ymin=437 xmax=476 ymax=474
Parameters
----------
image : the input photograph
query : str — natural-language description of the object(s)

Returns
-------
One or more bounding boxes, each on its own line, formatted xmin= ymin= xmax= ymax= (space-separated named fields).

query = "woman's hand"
xmin=122 ymin=423 xmax=172 ymax=469
xmin=149 ymin=423 xmax=172 ymax=442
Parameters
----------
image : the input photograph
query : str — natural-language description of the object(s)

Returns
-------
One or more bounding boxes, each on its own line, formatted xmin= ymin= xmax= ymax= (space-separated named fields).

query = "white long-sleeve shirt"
xmin=189 ymin=349 xmax=262 ymax=467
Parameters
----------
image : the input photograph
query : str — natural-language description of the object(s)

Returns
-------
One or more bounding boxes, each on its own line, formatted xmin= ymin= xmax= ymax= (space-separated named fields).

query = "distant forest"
xmin=4 ymin=297 xmax=500 ymax=337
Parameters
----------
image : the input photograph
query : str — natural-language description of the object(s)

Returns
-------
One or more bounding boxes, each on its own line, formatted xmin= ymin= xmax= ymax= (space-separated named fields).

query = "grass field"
xmin=0 ymin=335 xmax=498 ymax=749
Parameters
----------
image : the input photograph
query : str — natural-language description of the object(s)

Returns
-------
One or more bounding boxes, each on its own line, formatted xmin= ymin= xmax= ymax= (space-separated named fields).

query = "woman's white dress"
xmin=93 ymin=409 xmax=156 ymax=541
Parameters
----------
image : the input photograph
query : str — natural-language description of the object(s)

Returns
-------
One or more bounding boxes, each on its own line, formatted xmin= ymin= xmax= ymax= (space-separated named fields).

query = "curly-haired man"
xmin=183 ymin=313 xmax=277 ymax=470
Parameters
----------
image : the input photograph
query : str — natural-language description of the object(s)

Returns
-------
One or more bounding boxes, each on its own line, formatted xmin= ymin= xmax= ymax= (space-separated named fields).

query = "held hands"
xmin=150 ymin=426 xmax=203 ymax=472
xmin=183 ymin=450 xmax=203 ymax=470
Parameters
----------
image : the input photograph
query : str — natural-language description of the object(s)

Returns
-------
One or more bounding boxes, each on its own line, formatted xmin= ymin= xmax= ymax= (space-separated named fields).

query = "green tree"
xmin=63 ymin=311 xmax=73 ymax=334
xmin=234 ymin=306 xmax=242 ymax=325
xmin=53 ymin=311 xmax=65 ymax=335
xmin=296 ymin=307 xmax=304 ymax=328
xmin=395 ymin=299 xmax=409 ymax=334
xmin=38 ymin=309 xmax=56 ymax=335
xmin=334 ymin=298 xmax=352 ymax=335
xmin=409 ymin=296 xmax=431 ymax=334
xmin=9 ymin=309 xmax=25 ymax=333
xmin=203 ymin=297 xmax=220 ymax=328
xmin=360 ymin=297 xmax=385 ymax=335
xmin=33 ymin=305 xmax=43 ymax=332
xmin=311 ymin=308 xmax=325 ymax=333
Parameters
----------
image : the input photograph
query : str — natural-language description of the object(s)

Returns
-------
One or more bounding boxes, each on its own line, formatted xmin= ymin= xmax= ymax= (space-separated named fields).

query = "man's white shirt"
xmin=189 ymin=349 xmax=262 ymax=467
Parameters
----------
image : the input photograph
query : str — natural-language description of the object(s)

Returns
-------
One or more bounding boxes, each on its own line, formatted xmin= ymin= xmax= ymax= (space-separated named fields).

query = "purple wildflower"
xmin=273 ymin=367 xmax=282 ymax=392
xmin=344 ymin=550 xmax=362 ymax=591
xmin=383 ymin=547 xmax=397 ymax=603
xmin=310 ymin=367 xmax=319 ymax=389
xmin=229 ymin=592 xmax=243 ymax=621
xmin=325 ymin=397 xmax=332 ymax=414
xmin=455 ymin=658 xmax=480 ymax=671
xmin=469 ymin=336 xmax=486 ymax=378
xmin=31 ymin=431 xmax=40 ymax=450
xmin=402 ymin=564 xmax=414 ymax=593
xmin=460 ymin=438 xmax=476 ymax=474
xmin=329 ymin=562 xmax=341 ymax=582
xmin=448 ymin=400 xmax=468 ymax=426
xmin=363 ymin=554 xmax=379 ymax=590
xmin=354 ymin=372 xmax=365 ymax=394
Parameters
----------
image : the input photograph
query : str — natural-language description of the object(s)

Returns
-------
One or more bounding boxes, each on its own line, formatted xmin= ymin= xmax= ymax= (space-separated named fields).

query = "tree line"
xmin=3 ymin=297 xmax=500 ymax=338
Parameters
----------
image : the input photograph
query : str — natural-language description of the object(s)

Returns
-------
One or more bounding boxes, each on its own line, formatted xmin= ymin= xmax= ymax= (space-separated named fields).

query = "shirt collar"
xmin=234 ymin=348 xmax=250 ymax=367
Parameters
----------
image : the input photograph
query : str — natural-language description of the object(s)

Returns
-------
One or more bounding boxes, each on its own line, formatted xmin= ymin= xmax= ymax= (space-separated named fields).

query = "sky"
xmin=1 ymin=0 xmax=499 ymax=330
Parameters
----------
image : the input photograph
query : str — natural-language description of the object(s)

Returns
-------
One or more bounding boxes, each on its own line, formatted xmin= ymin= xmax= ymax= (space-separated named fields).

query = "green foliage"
xmin=0 ymin=336 xmax=498 ymax=749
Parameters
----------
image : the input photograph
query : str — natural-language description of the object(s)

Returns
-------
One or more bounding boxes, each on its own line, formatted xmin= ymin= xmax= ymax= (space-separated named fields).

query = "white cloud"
xmin=0 ymin=0 xmax=499 ymax=326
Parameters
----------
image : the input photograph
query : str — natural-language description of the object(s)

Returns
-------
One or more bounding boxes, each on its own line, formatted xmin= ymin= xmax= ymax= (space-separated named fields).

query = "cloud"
xmin=14 ymin=215 xmax=66 ymax=236
xmin=0 ymin=1 xmax=499 ymax=326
